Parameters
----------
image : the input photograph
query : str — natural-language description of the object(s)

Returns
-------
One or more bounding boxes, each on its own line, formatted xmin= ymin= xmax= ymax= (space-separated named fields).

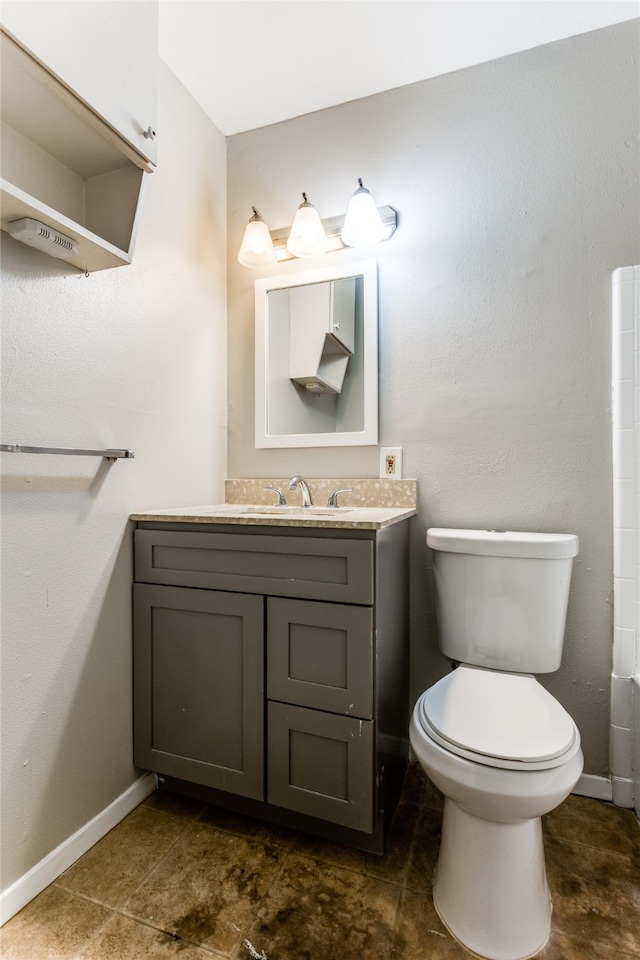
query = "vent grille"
xmin=7 ymin=218 xmax=78 ymax=260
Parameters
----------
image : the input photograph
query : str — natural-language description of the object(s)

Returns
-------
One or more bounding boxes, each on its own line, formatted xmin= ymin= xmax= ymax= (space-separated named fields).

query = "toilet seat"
xmin=418 ymin=665 xmax=580 ymax=771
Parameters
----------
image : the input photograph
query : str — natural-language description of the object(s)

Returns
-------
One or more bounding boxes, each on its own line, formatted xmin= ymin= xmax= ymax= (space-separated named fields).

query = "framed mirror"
xmin=255 ymin=260 xmax=378 ymax=448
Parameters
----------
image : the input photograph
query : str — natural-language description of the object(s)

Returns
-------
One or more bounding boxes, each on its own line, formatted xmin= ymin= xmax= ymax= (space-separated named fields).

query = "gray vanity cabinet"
xmin=133 ymin=521 xmax=409 ymax=853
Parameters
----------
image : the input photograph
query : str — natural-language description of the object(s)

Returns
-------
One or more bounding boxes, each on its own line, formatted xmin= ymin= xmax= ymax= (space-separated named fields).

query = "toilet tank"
xmin=426 ymin=528 xmax=579 ymax=673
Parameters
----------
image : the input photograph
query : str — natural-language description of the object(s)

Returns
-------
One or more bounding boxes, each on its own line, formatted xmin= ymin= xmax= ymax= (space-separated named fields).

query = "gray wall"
xmin=227 ymin=21 xmax=640 ymax=776
xmin=1 ymin=61 xmax=227 ymax=891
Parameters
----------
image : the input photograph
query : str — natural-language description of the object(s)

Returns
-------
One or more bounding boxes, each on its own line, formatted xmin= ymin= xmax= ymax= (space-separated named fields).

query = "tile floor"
xmin=2 ymin=765 xmax=639 ymax=960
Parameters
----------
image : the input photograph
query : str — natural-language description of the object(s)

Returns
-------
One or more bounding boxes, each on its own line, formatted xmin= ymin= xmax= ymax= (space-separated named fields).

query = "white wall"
xmin=0 ymin=60 xmax=227 ymax=892
xmin=227 ymin=21 xmax=640 ymax=777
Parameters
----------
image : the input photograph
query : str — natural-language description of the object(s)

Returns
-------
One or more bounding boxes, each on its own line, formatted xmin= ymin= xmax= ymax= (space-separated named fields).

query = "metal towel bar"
xmin=1 ymin=444 xmax=134 ymax=460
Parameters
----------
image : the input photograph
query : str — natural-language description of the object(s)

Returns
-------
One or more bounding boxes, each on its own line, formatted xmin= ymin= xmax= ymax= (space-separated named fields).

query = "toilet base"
xmin=433 ymin=800 xmax=552 ymax=960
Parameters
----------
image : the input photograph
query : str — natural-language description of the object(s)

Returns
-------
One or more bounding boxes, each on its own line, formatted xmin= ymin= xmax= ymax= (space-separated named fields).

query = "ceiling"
xmin=158 ymin=1 xmax=638 ymax=136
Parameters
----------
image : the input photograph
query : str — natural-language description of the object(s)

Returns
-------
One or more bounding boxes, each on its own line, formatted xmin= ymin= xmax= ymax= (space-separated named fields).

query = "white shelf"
xmin=0 ymin=30 xmax=148 ymax=272
xmin=0 ymin=179 xmax=147 ymax=272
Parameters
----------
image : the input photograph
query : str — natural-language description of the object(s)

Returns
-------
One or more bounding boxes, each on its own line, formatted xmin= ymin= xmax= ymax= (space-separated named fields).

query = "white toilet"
xmin=409 ymin=528 xmax=584 ymax=960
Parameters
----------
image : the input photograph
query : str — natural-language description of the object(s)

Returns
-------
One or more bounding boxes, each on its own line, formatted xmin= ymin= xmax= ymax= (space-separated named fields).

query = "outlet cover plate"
xmin=380 ymin=447 xmax=402 ymax=479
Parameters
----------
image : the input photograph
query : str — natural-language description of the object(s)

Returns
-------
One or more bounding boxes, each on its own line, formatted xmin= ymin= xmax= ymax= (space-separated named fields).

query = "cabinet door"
xmin=1 ymin=0 xmax=158 ymax=167
xmin=134 ymin=584 xmax=264 ymax=799
xmin=267 ymin=598 xmax=373 ymax=717
xmin=268 ymin=702 xmax=373 ymax=832
xmin=330 ymin=277 xmax=356 ymax=354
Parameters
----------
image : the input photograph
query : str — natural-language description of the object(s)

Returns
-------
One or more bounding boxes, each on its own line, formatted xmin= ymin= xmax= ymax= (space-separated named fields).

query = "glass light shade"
xmin=341 ymin=180 xmax=386 ymax=247
xmin=238 ymin=209 xmax=276 ymax=267
xmin=286 ymin=195 xmax=329 ymax=259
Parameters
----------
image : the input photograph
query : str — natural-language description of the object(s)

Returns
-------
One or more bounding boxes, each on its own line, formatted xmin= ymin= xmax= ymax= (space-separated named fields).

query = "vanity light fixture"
xmin=341 ymin=179 xmax=387 ymax=247
xmin=237 ymin=183 xmax=397 ymax=267
xmin=286 ymin=193 xmax=329 ymax=259
xmin=237 ymin=207 xmax=277 ymax=267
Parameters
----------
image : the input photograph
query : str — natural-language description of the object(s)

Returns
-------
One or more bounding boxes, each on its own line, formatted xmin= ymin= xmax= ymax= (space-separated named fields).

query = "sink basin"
xmin=240 ymin=505 xmax=352 ymax=516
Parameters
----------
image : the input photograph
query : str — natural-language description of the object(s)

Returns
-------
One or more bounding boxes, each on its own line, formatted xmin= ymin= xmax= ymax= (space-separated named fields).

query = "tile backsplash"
xmin=225 ymin=478 xmax=417 ymax=510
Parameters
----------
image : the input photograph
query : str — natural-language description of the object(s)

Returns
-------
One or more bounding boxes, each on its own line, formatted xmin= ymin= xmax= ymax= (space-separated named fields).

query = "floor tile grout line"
xmin=385 ymin=884 xmax=407 ymax=959
xmin=115 ymin=906 xmax=230 ymax=957
xmin=287 ymin=847 xmax=409 ymax=892
xmin=192 ymin=808 xmax=301 ymax=851
xmin=390 ymin=810 xmax=437 ymax=951
xmin=110 ymin=817 xmax=200 ymax=916
xmin=229 ymin=833 xmax=301 ymax=960
xmin=392 ymin=796 xmax=425 ymax=947
xmin=290 ymin=849 xmax=406 ymax=905
xmin=115 ymin=818 xmax=299 ymax=959
xmin=228 ymin=845 xmax=408 ymax=960
xmin=11 ymin=776 xmax=639 ymax=960
xmin=53 ymin=800 xmax=198 ymax=913
xmin=543 ymin=832 xmax=638 ymax=860
xmin=52 ymin=881 xmax=107 ymax=909
xmin=194 ymin=801 xmax=218 ymax=825
xmin=56 ymin=898 xmax=116 ymax=960
xmin=50 ymin=878 xmax=220 ymax=954
xmin=61 ymin=809 xmax=199 ymax=917
xmin=72 ymin=917 xmax=119 ymax=960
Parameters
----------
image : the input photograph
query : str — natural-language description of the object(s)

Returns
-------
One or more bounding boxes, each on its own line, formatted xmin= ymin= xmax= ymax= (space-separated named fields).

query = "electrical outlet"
xmin=380 ymin=446 xmax=403 ymax=479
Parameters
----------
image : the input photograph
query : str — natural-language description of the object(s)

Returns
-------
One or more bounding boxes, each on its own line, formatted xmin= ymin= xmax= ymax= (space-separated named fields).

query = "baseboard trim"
xmin=572 ymin=772 xmax=613 ymax=802
xmin=0 ymin=772 xmax=156 ymax=926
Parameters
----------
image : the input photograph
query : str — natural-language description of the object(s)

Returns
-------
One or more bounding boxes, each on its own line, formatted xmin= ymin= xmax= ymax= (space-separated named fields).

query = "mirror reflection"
xmin=255 ymin=261 xmax=378 ymax=448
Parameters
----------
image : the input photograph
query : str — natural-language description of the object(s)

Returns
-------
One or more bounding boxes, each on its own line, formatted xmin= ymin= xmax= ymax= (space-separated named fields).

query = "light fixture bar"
xmin=269 ymin=205 xmax=397 ymax=262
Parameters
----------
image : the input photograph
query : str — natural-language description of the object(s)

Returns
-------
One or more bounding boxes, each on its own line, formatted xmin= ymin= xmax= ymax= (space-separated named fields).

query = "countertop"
xmin=131 ymin=478 xmax=417 ymax=530
xmin=130 ymin=503 xmax=416 ymax=531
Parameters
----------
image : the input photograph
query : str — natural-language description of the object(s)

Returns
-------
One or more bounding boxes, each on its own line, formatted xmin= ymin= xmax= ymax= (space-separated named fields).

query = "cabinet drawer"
xmin=135 ymin=530 xmax=373 ymax=604
xmin=268 ymin=598 xmax=373 ymax=717
xmin=267 ymin=702 xmax=373 ymax=832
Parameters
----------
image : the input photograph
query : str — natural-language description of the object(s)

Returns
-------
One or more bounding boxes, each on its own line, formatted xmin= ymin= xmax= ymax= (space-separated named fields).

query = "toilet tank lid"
xmin=426 ymin=528 xmax=578 ymax=559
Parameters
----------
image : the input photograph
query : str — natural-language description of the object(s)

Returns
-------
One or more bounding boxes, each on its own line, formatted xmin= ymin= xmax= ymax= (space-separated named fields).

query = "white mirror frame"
xmin=255 ymin=260 xmax=378 ymax=448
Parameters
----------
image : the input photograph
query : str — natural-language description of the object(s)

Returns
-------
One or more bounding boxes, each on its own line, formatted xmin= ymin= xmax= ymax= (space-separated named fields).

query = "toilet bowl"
xmin=410 ymin=681 xmax=583 ymax=960
xmin=411 ymin=528 xmax=584 ymax=960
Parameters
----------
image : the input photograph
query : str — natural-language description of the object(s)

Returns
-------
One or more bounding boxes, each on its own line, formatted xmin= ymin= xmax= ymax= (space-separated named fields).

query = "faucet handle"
xmin=263 ymin=485 xmax=286 ymax=506
xmin=326 ymin=487 xmax=353 ymax=508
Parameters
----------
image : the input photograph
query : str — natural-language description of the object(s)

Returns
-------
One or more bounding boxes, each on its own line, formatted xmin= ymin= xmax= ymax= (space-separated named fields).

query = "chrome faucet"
xmin=288 ymin=475 xmax=313 ymax=508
